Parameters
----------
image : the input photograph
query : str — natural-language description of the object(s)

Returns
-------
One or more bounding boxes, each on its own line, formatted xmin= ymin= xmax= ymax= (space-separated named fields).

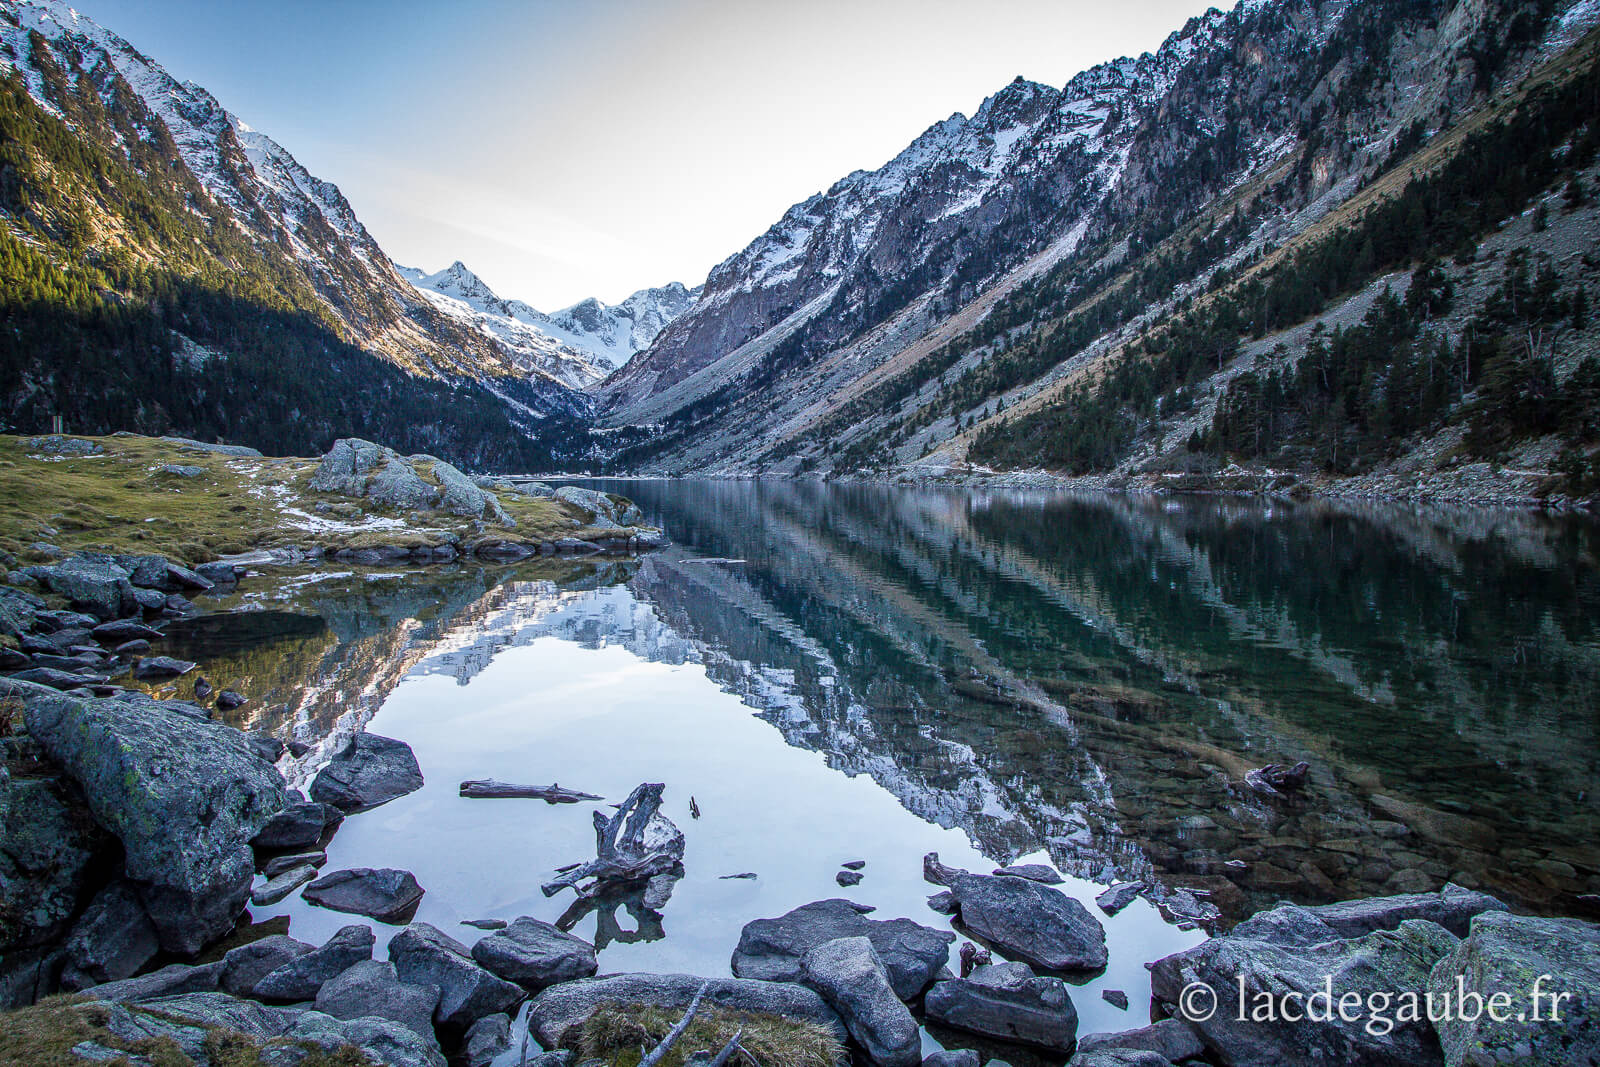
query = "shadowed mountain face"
xmin=174 ymin=484 xmax=1600 ymax=925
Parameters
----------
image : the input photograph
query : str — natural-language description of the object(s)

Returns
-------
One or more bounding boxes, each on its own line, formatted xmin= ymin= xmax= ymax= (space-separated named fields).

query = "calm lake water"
xmin=160 ymin=481 xmax=1600 ymax=1058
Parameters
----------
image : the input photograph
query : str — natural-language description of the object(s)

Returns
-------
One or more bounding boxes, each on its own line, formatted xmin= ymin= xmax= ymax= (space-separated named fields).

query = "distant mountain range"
xmin=3 ymin=0 xmax=1598 ymax=493
xmin=395 ymin=260 xmax=698 ymax=379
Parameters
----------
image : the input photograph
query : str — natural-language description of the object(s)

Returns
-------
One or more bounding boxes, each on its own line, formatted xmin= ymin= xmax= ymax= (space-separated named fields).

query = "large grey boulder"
xmin=731 ymin=897 xmax=956 ymax=1000
xmin=59 ymin=881 xmax=159 ymax=990
xmin=303 ymin=868 xmax=425 ymax=923
xmin=1074 ymin=1020 xmax=1204 ymax=1063
xmin=309 ymin=732 xmax=424 ymax=812
xmin=555 ymin=485 xmax=624 ymax=528
xmin=927 ymin=857 xmax=1107 ymax=972
xmin=33 ymin=554 xmax=135 ymax=620
xmin=368 ymin=454 xmax=439 ymax=511
xmin=800 ymin=935 xmax=921 ymax=1067
xmin=220 ymin=934 xmax=314 ymax=996
xmin=422 ymin=456 xmax=514 ymax=526
xmin=527 ymin=972 xmax=847 ymax=1049
xmin=1150 ymin=917 xmax=1460 ymax=1066
xmin=254 ymin=923 xmax=376 ymax=1002
xmin=1428 ymin=910 xmax=1600 ymax=1067
xmin=469 ymin=916 xmax=598 ymax=991
xmin=924 ymin=961 xmax=1079 ymax=1053
xmin=308 ymin=438 xmax=390 ymax=496
xmin=389 ymin=922 xmax=524 ymax=1031
xmin=18 ymin=683 xmax=287 ymax=953
xmin=284 ymin=1009 xmax=448 ymax=1067
xmin=0 ymin=767 xmax=107 ymax=953
xmin=314 ymin=959 xmax=441 ymax=1043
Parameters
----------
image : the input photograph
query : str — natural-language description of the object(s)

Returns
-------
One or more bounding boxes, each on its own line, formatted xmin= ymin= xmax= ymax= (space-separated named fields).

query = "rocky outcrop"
xmin=554 ymin=486 xmax=645 ymax=529
xmin=388 ymin=922 xmax=525 ymax=1031
xmin=314 ymin=959 xmax=441 ymax=1043
xmin=799 ymin=935 xmax=922 ymax=1067
xmin=16 ymin=682 xmax=287 ymax=954
xmin=527 ymin=972 xmax=847 ymax=1049
xmin=309 ymin=732 xmax=425 ymax=813
xmin=924 ymin=961 xmax=1079 ymax=1053
xmin=254 ymin=923 xmax=376 ymax=1002
xmin=219 ymin=934 xmax=314 ymax=996
xmin=1150 ymin=916 xmax=1462 ymax=1066
xmin=469 ymin=917 xmax=598 ymax=991
xmin=731 ymin=897 xmax=955 ymax=1000
xmin=308 ymin=439 xmax=515 ymax=527
xmin=1428 ymin=911 xmax=1600 ymax=1067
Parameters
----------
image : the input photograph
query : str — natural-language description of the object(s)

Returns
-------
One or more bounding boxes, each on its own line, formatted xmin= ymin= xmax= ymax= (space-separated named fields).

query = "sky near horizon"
xmin=70 ymin=0 xmax=1219 ymax=310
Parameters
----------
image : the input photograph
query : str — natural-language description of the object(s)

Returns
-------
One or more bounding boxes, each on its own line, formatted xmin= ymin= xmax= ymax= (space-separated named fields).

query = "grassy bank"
xmin=0 ymin=434 xmax=633 ymax=565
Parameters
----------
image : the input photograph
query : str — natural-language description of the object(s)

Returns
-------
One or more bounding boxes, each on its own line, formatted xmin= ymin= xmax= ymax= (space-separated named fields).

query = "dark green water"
xmin=584 ymin=479 xmax=1600 ymax=921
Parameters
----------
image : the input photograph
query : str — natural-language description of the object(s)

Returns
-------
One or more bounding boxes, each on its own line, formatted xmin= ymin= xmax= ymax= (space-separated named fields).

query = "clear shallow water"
xmin=160 ymin=481 xmax=1600 ymax=1057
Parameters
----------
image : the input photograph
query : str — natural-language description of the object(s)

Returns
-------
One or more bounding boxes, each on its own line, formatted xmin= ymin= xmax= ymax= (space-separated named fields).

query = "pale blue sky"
xmin=72 ymin=0 xmax=1220 ymax=309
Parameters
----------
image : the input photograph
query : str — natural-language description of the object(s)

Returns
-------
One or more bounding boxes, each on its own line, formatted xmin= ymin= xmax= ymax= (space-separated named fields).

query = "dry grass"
xmin=0 ymin=995 xmax=376 ymax=1067
xmin=0 ymin=433 xmax=626 ymax=563
xmin=573 ymin=1002 xmax=843 ymax=1067
xmin=0 ymin=694 xmax=20 ymax=738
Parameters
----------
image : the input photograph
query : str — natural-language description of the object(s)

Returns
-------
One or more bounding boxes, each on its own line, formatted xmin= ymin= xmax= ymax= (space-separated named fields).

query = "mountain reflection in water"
xmin=179 ymin=482 xmax=1598 ymax=965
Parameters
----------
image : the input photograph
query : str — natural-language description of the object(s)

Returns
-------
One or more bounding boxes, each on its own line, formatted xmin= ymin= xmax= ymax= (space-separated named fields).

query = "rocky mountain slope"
xmin=397 ymin=261 xmax=696 ymax=378
xmin=599 ymin=0 xmax=1600 ymax=504
xmin=0 ymin=0 xmax=604 ymax=466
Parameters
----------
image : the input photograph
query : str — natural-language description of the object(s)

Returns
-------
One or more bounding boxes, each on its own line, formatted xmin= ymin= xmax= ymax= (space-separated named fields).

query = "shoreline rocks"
xmin=925 ymin=960 xmax=1079 ymax=1053
xmin=14 ymin=681 xmax=287 ymax=954
xmin=732 ymin=898 xmax=956 ymax=1000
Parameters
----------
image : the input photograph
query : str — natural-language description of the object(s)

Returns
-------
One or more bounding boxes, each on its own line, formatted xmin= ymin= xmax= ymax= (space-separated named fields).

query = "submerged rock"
xmin=800 ymin=935 xmax=922 ymax=1067
xmin=924 ymin=961 xmax=1079 ymax=1053
xmin=309 ymin=732 xmax=424 ymax=812
xmin=732 ymin=897 xmax=955 ymax=1000
xmin=1074 ymin=1020 xmax=1206 ymax=1064
xmin=527 ymin=972 xmax=846 ymax=1049
xmin=16 ymin=682 xmax=286 ymax=954
xmin=303 ymin=868 xmax=425 ymax=923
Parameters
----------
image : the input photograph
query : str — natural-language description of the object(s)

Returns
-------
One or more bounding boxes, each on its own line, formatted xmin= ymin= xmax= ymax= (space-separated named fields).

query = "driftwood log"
xmin=541 ymin=782 xmax=685 ymax=899
xmin=458 ymin=779 xmax=602 ymax=803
